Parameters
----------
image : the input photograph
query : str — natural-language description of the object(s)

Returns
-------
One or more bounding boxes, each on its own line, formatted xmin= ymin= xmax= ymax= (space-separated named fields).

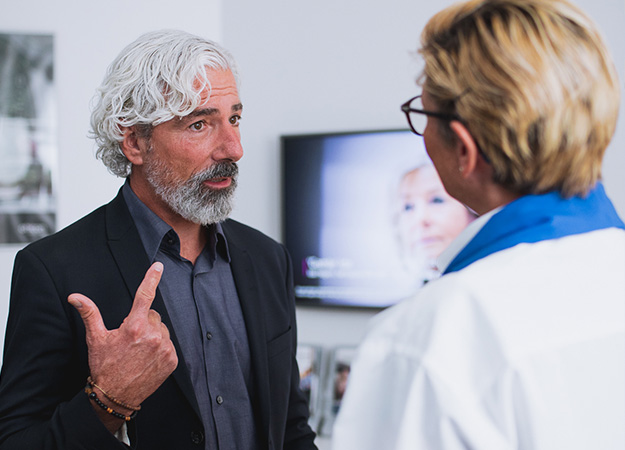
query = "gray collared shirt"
xmin=122 ymin=182 xmax=258 ymax=450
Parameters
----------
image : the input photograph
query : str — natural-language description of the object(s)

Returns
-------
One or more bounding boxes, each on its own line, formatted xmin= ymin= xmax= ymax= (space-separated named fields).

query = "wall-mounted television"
xmin=281 ymin=129 xmax=475 ymax=309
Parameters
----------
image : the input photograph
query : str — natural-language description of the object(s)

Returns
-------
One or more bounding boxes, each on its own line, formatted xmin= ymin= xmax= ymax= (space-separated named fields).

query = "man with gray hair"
xmin=0 ymin=30 xmax=317 ymax=450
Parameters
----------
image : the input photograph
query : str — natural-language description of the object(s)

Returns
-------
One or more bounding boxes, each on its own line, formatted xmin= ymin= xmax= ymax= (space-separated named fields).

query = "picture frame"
xmin=318 ymin=345 xmax=357 ymax=436
xmin=296 ymin=343 xmax=325 ymax=432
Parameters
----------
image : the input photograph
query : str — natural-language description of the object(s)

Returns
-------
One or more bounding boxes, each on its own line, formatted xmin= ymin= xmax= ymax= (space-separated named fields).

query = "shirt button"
xmin=216 ymin=395 xmax=224 ymax=405
xmin=206 ymin=331 xmax=213 ymax=340
xmin=190 ymin=430 xmax=204 ymax=444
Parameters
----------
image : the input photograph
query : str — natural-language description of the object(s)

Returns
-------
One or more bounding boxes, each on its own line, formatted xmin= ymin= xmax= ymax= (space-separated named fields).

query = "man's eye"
xmin=229 ymin=114 xmax=242 ymax=126
xmin=190 ymin=121 xmax=205 ymax=131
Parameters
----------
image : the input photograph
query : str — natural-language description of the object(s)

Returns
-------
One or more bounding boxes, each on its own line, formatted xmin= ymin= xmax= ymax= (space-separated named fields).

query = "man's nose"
xmin=214 ymin=124 xmax=244 ymax=162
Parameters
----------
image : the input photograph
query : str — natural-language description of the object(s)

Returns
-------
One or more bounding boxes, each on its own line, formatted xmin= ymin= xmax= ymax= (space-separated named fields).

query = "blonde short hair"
xmin=419 ymin=0 xmax=620 ymax=197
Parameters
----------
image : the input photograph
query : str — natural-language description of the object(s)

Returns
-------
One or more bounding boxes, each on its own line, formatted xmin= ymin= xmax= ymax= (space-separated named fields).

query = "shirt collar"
xmin=122 ymin=180 xmax=231 ymax=263
xmin=436 ymin=207 xmax=500 ymax=273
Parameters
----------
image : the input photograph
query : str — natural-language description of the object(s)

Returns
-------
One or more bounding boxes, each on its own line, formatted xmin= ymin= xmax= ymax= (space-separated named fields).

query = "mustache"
xmin=196 ymin=161 xmax=239 ymax=182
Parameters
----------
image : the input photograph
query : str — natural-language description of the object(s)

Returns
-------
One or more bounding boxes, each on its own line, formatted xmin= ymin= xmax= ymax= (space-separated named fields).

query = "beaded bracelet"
xmin=87 ymin=376 xmax=141 ymax=412
xmin=85 ymin=386 xmax=138 ymax=422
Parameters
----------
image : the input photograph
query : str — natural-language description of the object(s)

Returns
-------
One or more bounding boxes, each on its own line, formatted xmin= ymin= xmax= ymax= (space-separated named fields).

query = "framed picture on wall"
xmin=0 ymin=32 xmax=56 ymax=243
xmin=318 ymin=345 xmax=357 ymax=436
xmin=296 ymin=344 xmax=324 ymax=432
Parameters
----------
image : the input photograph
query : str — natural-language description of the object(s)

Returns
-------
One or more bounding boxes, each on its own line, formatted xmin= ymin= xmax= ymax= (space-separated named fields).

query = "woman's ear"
xmin=120 ymin=126 xmax=145 ymax=166
xmin=449 ymin=120 xmax=480 ymax=178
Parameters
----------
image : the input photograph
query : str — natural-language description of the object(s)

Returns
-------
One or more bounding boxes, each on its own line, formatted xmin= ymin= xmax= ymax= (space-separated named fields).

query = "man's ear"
xmin=449 ymin=120 xmax=480 ymax=178
xmin=120 ymin=126 xmax=145 ymax=166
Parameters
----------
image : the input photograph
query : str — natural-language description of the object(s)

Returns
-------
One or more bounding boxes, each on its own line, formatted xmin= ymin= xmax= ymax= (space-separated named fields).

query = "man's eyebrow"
xmin=186 ymin=103 xmax=242 ymax=118
xmin=188 ymin=108 xmax=219 ymax=118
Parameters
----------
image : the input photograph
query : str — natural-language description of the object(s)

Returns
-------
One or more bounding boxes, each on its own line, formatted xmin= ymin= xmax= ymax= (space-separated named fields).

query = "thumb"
xmin=68 ymin=294 xmax=108 ymax=339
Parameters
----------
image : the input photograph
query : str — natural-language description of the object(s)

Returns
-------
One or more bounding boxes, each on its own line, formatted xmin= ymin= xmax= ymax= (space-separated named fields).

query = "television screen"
xmin=281 ymin=129 xmax=475 ymax=309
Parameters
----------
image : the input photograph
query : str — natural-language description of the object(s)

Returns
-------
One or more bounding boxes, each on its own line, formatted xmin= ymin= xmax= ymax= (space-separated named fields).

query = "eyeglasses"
xmin=401 ymin=95 xmax=460 ymax=136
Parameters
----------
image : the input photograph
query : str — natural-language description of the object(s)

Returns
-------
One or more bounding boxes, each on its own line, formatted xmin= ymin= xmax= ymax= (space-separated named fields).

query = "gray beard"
xmin=145 ymin=159 xmax=238 ymax=225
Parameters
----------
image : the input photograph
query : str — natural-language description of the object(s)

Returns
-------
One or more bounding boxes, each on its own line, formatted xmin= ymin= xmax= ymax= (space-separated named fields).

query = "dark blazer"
xmin=0 ymin=190 xmax=316 ymax=450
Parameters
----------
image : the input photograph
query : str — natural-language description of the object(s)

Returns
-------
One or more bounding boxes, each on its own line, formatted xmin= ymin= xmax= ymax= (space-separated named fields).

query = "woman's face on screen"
xmin=396 ymin=165 xmax=474 ymax=264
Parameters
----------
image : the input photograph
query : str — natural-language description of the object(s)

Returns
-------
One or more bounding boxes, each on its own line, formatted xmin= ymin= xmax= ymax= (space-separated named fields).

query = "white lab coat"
xmin=332 ymin=227 xmax=625 ymax=450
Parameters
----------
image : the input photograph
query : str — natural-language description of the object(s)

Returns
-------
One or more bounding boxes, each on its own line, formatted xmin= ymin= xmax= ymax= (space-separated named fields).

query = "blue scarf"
xmin=444 ymin=183 xmax=625 ymax=274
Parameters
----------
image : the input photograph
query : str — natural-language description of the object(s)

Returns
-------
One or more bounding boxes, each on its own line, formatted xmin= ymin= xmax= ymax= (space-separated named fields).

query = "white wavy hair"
xmin=89 ymin=29 xmax=239 ymax=177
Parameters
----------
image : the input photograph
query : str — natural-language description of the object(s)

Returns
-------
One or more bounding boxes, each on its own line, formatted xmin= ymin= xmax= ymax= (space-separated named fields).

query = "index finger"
xmin=128 ymin=262 xmax=164 ymax=318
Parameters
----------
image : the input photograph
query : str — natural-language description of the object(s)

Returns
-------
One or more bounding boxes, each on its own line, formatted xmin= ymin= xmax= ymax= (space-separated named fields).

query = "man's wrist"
xmin=87 ymin=376 xmax=142 ymax=412
xmin=85 ymin=386 xmax=136 ymax=434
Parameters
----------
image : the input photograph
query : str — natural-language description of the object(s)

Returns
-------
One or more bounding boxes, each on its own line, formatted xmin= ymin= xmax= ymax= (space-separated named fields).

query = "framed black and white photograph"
xmin=0 ymin=33 xmax=56 ymax=243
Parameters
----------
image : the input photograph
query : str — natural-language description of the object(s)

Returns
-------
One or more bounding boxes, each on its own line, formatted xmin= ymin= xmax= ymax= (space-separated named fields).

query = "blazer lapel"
xmin=223 ymin=221 xmax=272 ymax=442
xmin=104 ymin=190 xmax=202 ymax=420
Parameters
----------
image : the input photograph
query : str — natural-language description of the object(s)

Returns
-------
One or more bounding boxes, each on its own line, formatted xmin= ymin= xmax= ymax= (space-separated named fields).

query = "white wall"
xmin=0 ymin=0 xmax=624 ymax=361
